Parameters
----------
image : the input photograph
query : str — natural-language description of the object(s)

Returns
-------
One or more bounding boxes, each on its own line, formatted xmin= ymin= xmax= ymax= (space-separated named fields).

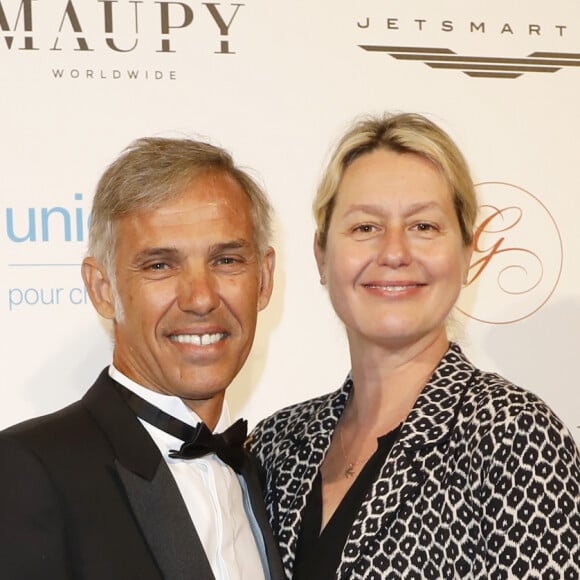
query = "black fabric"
xmin=0 ymin=371 xmax=286 ymax=580
xmin=293 ymin=427 xmax=401 ymax=580
xmin=0 ymin=370 xmax=207 ymax=580
xmin=116 ymin=382 xmax=247 ymax=472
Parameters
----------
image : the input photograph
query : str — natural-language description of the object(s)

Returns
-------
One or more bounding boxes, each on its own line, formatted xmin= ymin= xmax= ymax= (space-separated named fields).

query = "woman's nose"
xmin=376 ymin=227 xmax=412 ymax=268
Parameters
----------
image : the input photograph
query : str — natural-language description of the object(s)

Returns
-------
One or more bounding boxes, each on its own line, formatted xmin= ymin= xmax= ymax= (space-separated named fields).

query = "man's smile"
xmin=169 ymin=332 xmax=227 ymax=346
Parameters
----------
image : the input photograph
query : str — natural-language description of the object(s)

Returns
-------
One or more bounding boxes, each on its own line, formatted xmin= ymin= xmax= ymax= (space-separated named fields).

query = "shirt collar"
xmin=108 ymin=365 xmax=232 ymax=433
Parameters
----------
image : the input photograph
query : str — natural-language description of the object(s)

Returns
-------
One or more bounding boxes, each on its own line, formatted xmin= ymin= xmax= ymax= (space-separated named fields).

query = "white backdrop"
xmin=1 ymin=0 xmax=578 ymax=445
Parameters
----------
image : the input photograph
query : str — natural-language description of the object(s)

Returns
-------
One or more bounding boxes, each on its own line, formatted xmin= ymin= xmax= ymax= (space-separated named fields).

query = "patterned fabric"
xmin=248 ymin=344 xmax=580 ymax=579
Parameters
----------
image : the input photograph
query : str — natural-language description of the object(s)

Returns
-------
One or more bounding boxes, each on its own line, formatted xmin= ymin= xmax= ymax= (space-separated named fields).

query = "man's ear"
xmin=81 ymin=257 xmax=116 ymax=320
xmin=313 ymin=232 xmax=326 ymax=284
xmin=257 ymin=247 xmax=275 ymax=311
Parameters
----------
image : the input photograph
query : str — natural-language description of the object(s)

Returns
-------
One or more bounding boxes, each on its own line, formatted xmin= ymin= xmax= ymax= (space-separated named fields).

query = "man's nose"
xmin=176 ymin=265 xmax=220 ymax=315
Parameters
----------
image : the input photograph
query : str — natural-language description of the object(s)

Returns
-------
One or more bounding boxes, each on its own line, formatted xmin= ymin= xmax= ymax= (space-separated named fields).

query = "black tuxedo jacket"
xmin=0 ymin=370 xmax=284 ymax=580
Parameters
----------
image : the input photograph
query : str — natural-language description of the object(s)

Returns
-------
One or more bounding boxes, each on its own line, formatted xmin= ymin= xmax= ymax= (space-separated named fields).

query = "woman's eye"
xmin=415 ymin=223 xmax=437 ymax=232
xmin=353 ymin=224 xmax=376 ymax=233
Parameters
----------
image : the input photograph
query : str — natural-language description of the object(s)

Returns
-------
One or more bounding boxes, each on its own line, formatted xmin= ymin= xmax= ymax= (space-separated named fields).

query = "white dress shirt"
xmin=109 ymin=366 xmax=267 ymax=580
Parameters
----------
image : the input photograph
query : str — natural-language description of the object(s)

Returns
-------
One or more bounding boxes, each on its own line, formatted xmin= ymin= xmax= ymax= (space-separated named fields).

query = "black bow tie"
xmin=116 ymin=382 xmax=248 ymax=473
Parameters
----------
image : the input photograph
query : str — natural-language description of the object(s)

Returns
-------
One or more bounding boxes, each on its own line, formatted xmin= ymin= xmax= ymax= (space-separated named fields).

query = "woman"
xmin=248 ymin=113 xmax=580 ymax=579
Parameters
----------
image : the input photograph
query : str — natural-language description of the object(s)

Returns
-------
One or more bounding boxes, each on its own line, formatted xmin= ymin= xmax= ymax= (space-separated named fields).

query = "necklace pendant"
xmin=345 ymin=463 xmax=355 ymax=478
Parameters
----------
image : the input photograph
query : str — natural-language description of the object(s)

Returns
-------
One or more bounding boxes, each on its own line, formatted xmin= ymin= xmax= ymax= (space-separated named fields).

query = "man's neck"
xmin=108 ymin=365 xmax=230 ymax=432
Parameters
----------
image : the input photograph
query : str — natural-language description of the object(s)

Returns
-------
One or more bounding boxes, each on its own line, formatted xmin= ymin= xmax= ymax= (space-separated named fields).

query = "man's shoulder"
xmin=0 ymin=369 xmax=111 ymax=454
xmin=2 ymin=399 xmax=88 ymax=440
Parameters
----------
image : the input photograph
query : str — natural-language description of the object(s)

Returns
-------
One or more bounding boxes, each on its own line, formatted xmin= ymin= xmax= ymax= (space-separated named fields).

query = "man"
xmin=0 ymin=137 xmax=282 ymax=580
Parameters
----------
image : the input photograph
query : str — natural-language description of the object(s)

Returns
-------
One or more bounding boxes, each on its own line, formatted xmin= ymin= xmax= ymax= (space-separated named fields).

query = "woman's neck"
xmin=344 ymin=332 xmax=449 ymax=428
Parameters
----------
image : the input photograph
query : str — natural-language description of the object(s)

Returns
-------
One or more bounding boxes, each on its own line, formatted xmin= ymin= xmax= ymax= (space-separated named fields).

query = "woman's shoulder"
xmin=460 ymin=368 xmax=576 ymax=455
xmin=468 ymin=369 xmax=557 ymax=419
xmin=248 ymin=383 xmax=348 ymax=457
xmin=444 ymin=344 xmax=562 ymax=427
xmin=253 ymin=388 xmax=341 ymax=434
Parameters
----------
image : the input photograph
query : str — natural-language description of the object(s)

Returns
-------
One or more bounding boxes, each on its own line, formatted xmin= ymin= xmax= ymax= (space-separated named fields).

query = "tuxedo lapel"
xmin=238 ymin=452 xmax=285 ymax=580
xmin=82 ymin=371 xmax=215 ymax=580
xmin=116 ymin=458 xmax=214 ymax=580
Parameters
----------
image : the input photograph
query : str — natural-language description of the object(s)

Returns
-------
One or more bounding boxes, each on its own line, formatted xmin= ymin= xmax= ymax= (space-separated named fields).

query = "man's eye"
xmin=147 ymin=262 xmax=168 ymax=270
xmin=216 ymin=256 xmax=239 ymax=266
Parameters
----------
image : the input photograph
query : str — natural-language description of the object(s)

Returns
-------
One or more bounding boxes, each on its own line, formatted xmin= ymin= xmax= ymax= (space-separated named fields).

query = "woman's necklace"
xmin=338 ymin=422 xmax=358 ymax=479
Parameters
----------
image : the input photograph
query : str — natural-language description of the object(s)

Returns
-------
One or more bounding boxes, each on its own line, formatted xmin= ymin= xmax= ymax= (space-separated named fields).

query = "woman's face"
xmin=315 ymin=148 xmax=472 ymax=352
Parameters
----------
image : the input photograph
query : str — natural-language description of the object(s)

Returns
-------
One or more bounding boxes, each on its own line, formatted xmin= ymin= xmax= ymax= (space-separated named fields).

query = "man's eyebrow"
xmin=210 ymin=239 xmax=252 ymax=252
xmin=132 ymin=241 xmax=253 ymax=262
xmin=133 ymin=247 xmax=180 ymax=262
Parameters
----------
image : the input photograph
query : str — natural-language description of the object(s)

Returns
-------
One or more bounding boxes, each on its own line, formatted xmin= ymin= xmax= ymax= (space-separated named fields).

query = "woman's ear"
xmin=462 ymin=241 xmax=474 ymax=285
xmin=313 ymin=232 xmax=326 ymax=285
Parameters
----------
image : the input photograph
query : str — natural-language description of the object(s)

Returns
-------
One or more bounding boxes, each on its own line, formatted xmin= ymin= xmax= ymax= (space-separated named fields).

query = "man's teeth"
xmin=170 ymin=333 xmax=224 ymax=346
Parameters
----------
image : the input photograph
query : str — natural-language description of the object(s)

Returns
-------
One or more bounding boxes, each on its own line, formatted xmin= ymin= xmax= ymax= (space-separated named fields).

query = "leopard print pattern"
xmin=248 ymin=344 xmax=580 ymax=579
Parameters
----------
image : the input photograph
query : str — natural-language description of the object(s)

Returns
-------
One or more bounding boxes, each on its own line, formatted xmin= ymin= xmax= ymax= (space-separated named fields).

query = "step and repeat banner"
xmin=1 ymin=0 xmax=579 ymax=443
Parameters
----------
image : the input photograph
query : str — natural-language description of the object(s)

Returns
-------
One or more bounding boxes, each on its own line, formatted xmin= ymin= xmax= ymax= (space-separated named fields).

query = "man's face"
xmin=83 ymin=172 xmax=274 ymax=413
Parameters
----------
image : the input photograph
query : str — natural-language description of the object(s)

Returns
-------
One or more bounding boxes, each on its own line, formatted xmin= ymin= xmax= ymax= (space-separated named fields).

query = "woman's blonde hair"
xmin=313 ymin=113 xmax=477 ymax=248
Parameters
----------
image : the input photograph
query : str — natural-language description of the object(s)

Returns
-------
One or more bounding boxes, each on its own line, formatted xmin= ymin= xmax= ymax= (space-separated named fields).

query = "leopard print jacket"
xmin=248 ymin=344 xmax=580 ymax=579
